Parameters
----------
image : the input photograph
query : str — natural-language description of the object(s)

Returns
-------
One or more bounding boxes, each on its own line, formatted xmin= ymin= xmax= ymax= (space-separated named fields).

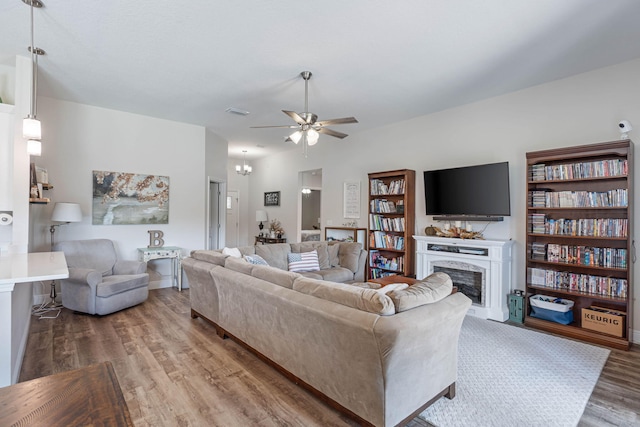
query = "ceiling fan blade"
xmin=282 ymin=110 xmax=306 ymax=125
xmin=250 ymin=125 xmax=299 ymax=129
xmin=316 ymin=117 xmax=358 ymax=126
xmin=317 ymin=127 xmax=348 ymax=139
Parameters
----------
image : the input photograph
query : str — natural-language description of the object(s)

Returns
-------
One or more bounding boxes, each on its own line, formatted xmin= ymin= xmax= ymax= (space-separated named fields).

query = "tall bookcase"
xmin=368 ymin=169 xmax=415 ymax=279
xmin=525 ymin=140 xmax=633 ymax=350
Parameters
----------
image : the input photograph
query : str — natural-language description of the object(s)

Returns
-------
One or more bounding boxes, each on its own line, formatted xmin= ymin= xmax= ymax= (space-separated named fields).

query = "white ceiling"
xmin=2 ymin=0 xmax=640 ymax=160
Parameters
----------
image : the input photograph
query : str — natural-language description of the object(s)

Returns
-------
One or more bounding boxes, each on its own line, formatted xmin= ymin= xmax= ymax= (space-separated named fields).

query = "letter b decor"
xmin=148 ymin=230 xmax=165 ymax=248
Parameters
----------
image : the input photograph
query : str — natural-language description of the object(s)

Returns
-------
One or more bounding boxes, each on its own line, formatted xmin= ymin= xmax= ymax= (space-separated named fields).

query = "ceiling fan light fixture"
xmin=290 ymin=130 xmax=303 ymax=144
xmin=306 ymin=129 xmax=319 ymax=146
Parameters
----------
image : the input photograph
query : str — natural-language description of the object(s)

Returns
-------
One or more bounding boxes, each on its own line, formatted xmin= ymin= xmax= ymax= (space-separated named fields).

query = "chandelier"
xmin=235 ymin=150 xmax=252 ymax=176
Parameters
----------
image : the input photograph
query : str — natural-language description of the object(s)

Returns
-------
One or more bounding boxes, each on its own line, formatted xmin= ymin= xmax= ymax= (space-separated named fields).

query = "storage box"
xmin=529 ymin=295 xmax=574 ymax=325
xmin=581 ymin=306 xmax=626 ymax=337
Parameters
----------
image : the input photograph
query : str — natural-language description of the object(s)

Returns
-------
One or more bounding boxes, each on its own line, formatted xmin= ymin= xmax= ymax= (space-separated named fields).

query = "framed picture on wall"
xmin=264 ymin=191 xmax=280 ymax=206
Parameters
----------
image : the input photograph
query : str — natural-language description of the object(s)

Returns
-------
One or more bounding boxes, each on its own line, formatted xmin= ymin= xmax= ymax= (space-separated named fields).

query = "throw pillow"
xmin=389 ymin=272 xmax=453 ymax=312
xmin=244 ymin=254 xmax=269 ymax=266
xmin=287 ymin=250 xmax=320 ymax=272
xmin=222 ymin=247 xmax=242 ymax=258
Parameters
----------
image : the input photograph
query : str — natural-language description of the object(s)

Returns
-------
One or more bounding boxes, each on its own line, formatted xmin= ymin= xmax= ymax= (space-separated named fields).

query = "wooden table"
xmin=368 ymin=275 xmax=420 ymax=287
xmin=369 ymin=275 xmax=458 ymax=294
xmin=255 ymin=236 xmax=287 ymax=244
xmin=0 ymin=361 xmax=133 ymax=426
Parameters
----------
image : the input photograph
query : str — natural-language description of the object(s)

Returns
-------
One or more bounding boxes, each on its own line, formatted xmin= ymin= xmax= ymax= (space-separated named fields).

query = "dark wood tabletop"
xmin=0 ymin=361 xmax=132 ymax=426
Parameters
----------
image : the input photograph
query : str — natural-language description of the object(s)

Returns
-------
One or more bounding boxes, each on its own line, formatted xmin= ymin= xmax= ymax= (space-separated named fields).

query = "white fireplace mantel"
xmin=414 ymin=236 xmax=513 ymax=321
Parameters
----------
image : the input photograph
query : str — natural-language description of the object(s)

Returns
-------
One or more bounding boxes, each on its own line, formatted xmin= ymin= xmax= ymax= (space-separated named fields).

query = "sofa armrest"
xmin=114 ymin=260 xmax=147 ymax=275
xmin=67 ymin=267 xmax=102 ymax=287
xmin=373 ymin=292 xmax=472 ymax=426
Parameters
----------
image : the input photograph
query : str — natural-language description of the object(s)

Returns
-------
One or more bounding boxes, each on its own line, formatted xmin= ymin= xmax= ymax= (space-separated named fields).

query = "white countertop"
xmin=0 ymin=252 xmax=69 ymax=286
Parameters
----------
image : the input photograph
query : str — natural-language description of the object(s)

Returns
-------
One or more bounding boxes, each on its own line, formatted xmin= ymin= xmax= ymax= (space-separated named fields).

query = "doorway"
xmin=299 ymin=169 xmax=322 ymax=242
xmin=207 ymin=180 xmax=226 ymax=250
xmin=226 ymin=190 xmax=239 ymax=247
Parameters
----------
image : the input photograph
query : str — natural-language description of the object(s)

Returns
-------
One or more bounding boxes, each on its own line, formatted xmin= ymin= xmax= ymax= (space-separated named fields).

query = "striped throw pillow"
xmin=287 ymin=250 xmax=320 ymax=272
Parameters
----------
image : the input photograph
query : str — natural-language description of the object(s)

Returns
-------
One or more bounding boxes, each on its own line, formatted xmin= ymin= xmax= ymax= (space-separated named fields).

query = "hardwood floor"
xmin=19 ymin=288 xmax=640 ymax=426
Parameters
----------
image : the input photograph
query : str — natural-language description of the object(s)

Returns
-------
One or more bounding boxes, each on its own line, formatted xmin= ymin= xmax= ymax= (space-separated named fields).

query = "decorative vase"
xmin=270 ymin=231 xmax=276 ymax=238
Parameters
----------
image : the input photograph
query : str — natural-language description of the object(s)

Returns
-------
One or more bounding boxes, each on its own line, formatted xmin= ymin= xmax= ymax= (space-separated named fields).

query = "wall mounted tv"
xmin=423 ymin=161 xmax=511 ymax=220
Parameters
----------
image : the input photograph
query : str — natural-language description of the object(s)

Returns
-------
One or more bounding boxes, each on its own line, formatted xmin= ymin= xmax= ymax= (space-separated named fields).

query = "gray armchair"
xmin=53 ymin=239 xmax=149 ymax=315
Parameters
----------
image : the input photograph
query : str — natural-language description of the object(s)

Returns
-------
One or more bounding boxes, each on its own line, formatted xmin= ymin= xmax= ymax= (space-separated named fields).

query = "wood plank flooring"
xmin=18 ymin=288 xmax=640 ymax=426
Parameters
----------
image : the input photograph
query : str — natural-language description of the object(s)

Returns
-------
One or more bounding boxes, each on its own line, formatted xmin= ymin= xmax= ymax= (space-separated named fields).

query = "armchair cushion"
xmin=97 ymin=274 xmax=149 ymax=297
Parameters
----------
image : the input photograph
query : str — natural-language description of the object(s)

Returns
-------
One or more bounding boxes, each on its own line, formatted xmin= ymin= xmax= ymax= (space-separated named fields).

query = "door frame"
xmin=206 ymin=178 xmax=227 ymax=250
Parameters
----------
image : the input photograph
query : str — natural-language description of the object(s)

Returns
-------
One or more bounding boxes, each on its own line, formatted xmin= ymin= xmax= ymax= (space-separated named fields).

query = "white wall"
xmin=29 ymin=98 xmax=216 ymax=290
xmin=251 ymin=58 xmax=640 ymax=338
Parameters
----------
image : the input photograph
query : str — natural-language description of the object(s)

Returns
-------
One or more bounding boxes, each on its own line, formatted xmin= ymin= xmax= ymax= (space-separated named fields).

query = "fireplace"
xmin=433 ymin=261 xmax=485 ymax=306
xmin=414 ymin=236 xmax=513 ymax=321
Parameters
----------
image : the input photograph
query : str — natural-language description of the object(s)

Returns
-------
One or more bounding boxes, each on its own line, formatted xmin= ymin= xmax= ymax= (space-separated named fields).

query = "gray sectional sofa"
xmin=182 ymin=241 xmax=471 ymax=427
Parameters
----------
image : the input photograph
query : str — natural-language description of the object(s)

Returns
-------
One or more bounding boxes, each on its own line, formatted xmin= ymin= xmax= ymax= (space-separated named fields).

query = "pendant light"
xmin=235 ymin=150 xmax=252 ymax=176
xmin=22 ymin=0 xmax=45 ymax=155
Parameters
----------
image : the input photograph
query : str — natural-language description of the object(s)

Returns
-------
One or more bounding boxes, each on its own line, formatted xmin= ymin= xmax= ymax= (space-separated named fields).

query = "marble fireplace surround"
xmin=414 ymin=236 xmax=513 ymax=321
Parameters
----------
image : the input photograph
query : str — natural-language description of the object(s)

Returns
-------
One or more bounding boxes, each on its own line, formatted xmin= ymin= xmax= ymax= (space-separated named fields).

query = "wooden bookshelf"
xmin=525 ymin=139 xmax=633 ymax=350
xmin=367 ymin=169 xmax=415 ymax=279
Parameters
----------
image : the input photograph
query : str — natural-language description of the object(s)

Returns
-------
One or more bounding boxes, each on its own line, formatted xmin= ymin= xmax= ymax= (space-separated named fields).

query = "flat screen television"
xmin=423 ymin=161 xmax=511 ymax=217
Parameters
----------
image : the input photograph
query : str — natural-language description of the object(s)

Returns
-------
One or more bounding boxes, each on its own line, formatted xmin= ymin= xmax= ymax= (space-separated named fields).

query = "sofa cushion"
xmin=293 ymin=277 xmax=395 ymax=316
xmin=338 ymin=242 xmax=362 ymax=273
xmin=251 ymin=265 xmax=300 ymax=289
xmin=225 ymin=256 xmax=254 ymax=275
xmin=389 ymin=272 xmax=453 ymax=312
xmin=299 ymin=271 xmax=324 ymax=280
xmin=290 ymin=242 xmax=330 ymax=269
xmin=328 ymin=243 xmax=340 ymax=267
xmin=310 ymin=267 xmax=354 ymax=283
xmin=244 ymin=254 xmax=269 ymax=266
xmin=191 ymin=250 xmax=228 ymax=266
xmin=255 ymin=243 xmax=291 ymax=270
xmin=288 ymin=250 xmax=320 ymax=273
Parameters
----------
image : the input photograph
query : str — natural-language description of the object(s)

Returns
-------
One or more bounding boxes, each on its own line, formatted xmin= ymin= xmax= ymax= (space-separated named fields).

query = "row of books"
xmin=527 ymin=267 xmax=628 ymax=298
xmin=529 ymin=159 xmax=628 ymax=181
xmin=370 ymin=199 xmax=404 ymax=213
xmin=529 ymin=189 xmax=628 ymax=208
xmin=369 ymin=250 xmax=404 ymax=272
xmin=369 ymin=214 xmax=405 ymax=232
xmin=528 ymin=214 xmax=628 ymax=237
xmin=370 ymin=178 xmax=406 ymax=195
xmin=369 ymin=269 xmax=399 ymax=279
xmin=369 ymin=231 xmax=405 ymax=250
xmin=529 ymin=242 xmax=628 ymax=268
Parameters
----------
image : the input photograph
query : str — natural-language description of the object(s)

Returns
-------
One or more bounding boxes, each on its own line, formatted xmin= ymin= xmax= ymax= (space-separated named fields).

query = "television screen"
xmin=424 ymin=162 xmax=511 ymax=216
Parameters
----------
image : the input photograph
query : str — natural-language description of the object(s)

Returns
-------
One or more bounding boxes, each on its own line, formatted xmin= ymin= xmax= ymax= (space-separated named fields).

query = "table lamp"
xmin=256 ymin=210 xmax=268 ymax=234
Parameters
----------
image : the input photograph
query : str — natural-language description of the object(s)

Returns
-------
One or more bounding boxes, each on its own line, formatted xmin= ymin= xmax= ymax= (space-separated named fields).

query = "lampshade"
xmin=289 ymin=130 xmax=303 ymax=144
xmin=23 ymin=117 xmax=41 ymax=140
xmin=306 ymin=129 xmax=319 ymax=146
xmin=27 ymin=139 xmax=41 ymax=156
xmin=256 ymin=210 xmax=268 ymax=222
xmin=51 ymin=202 xmax=82 ymax=223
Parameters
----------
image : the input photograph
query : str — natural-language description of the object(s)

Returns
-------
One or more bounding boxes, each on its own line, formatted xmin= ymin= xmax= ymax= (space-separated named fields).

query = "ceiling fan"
xmin=252 ymin=71 xmax=358 ymax=154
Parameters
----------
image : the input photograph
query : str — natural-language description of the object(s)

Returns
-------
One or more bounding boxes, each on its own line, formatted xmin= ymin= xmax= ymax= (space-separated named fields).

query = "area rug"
xmin=419 ymin=316 xmax=610 ymax=427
